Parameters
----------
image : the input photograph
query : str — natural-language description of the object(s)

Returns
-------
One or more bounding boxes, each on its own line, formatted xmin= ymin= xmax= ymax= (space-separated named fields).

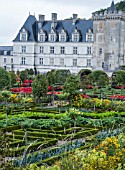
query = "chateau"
xmin=0 ymin=1 xmax=125 ymax=74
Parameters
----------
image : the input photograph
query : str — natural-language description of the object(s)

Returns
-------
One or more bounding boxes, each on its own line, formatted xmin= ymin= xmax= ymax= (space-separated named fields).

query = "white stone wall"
xmin=12 ymin=41 xmax=93 ymax=74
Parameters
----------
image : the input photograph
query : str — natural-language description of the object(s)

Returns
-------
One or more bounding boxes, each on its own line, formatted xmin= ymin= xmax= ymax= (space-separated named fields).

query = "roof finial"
xmin=34 ymin=13 xmax=35 ymax=17
xmin=29 ymin=11 xmax=30 ymax=16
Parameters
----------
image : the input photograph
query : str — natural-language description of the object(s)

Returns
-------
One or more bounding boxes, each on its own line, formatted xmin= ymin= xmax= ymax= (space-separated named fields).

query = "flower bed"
xmin=109 ymin=95 xmax=125 ymax=99
xmin=115 ymin=85 xmax=125 ymax=89
xmin=11 ymin=87 xmax=32 ymax=94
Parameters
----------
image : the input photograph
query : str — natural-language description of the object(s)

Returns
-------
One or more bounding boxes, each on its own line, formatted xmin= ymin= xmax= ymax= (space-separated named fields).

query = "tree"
xmin=88 ymin=70 xmax=109 ymax=87
xmin=32 ymin=74 xmax=48 ymax=103
xmin=78 ymin=69 xmax=92 ymax=82
xmin=115 ymin=70 xmax=125 ymax=85
xmin=0 ymin=67 xmax=11 ymax=90
xmin=20 ymin=70 xmax=28 ymax=83
xmin=9 ymin=71 xmax=16 ymax=86
xmin=46 ymin=69 xmax=56 ymax=85
xmin=63 ymin=75 xmax=81 ymax=104
xmin=55 ymin=69 xmax=71 ymax=84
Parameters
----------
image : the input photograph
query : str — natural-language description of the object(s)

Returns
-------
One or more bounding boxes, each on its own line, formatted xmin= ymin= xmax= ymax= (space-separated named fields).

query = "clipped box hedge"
xmin=1 ymin=125 xmax=20 ymax=132
xmin=12 ymin=130 xmax=61 ymax=138
xmin=10 ymin=138 xmax=58 ymax=157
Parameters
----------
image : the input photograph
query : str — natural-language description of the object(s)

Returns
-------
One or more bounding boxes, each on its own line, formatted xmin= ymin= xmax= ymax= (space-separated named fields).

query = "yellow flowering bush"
xmin=10 ymin=94 xmax=20 ymax=103
xmin=52 ymin=133 xmax=125 ymax=170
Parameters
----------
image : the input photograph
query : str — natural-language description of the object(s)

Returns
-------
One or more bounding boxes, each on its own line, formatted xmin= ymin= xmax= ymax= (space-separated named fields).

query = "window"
xmin=60 ymin=58 xmax=64 ymax=66
xmin=50 ymin=35 xmax=55 ymax=42
xmin=22 ymin=46 xmax=26 ymax=53
xmin=60 ymin=35 xmax=66 ymax=42
xmin=98 ymin=35 xmax=103 ymax=42
xmin=50 ymin=58 xmax=54 ymax=65
xmin=21 ymin=33 xmax=27 ymax=41
xmin=73 ymin=59 xmax=77 ymax=66
xmin=73 ymin=47 xmax=77 ymax=54
xmin=20 ymin=28 xmax=28 ymax=41
xmin=87 ymin=47 xmax=91 ymax=54
xmin=4 ymin=51 xmax=7 ymax=55
xmin=21 ymin=57 xmax=26 ymax=65
xmin=99 ymin=48 xmax=102 ymax=55
xmin=11 ymin=58 xmax=13 ymax=63
xmin=4 ymin=58 xmax=6 ymax=63
xmin=102 ymin=62 xmax=104 ymax=68
xmin=39 ymin=58 xmax=43 ymax=65
xmin=39 ymin=35 xmax=45 ymax=42
xmin=50 ymin=46 xmax=54 ymax=54
xmin=60 ymin=47 xmax=65 ymax=54
xmin=10 ymin=51 xmax=13 ymax=55
xmin=87 ymin=59 xmax=91 ymax=67
xmin=87 ymin=34 xmax=92 ymax=42
xmin=73 ymin=34 xmax=79 ymax=42
xmin=40 ymin=46 xmax=44 ymax=53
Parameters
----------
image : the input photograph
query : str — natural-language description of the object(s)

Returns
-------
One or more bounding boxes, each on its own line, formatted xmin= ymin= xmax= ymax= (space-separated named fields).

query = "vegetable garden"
xmin=1 ymin=68 xmax=125 ymax=169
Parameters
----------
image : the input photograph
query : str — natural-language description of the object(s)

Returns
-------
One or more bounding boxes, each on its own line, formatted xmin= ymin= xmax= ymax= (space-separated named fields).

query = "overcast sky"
xmin=0 ymin=0 xmax=121 ymax=46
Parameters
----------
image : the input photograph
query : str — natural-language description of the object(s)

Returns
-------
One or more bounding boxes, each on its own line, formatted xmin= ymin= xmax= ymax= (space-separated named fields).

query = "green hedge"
xmin=9 ymin=138 xmax=58 ymax=157
xmin=72 ymin=129 xmax=99 ymax=139
xmin=12 ymin=130 xmax=61 ymax=138
xmin=1 ymin=125 xmax=20 ymax=132
xmin=9 ymin=140 xmax=25 ymax=147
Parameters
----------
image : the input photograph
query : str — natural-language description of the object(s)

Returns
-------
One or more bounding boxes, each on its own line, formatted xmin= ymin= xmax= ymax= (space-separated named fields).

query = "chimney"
xmin=39 ymin=15 xmax=45 ymax=22
xmin=51 ymin=13 xmax=57 ymax=29
xmin=73 ymin=14 xmax=78 ymax=25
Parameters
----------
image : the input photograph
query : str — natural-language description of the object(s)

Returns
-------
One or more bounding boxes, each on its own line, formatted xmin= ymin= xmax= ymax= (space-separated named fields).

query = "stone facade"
xmin=92 ymin=1 xmax=125 ymax=72
xmin=0 ymin=1 xmax=125 ymax=74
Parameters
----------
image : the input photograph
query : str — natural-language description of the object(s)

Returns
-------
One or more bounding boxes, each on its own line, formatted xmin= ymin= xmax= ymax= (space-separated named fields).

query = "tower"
xmin=92 ymin=1 xmax=125 ymax=72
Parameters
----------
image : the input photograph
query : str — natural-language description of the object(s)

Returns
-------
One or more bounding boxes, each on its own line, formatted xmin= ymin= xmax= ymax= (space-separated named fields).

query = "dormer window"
xmin=72 ymin=28 xmax=80 ymax=42
xmin=38 ymin=29 xmax=46 ymax=42
xmin=50 ymin=35 xmax=55 ymax=42
xmin=59 ymin=28 xmax=67 ymax=42
xmin=49 ymin=28 xmax=57 ymax=42
xmin=60 ymin=35 xmax=66 ymax=42
xmin=3 ymin=51 xmax=7 ymax=55
xmin=10 ymin=51 xmax=13 ymax=56
xmin=20 ymin=28 xmax=28 ymax=41
xmin=86 ymin=29 xmax=93 ymax=42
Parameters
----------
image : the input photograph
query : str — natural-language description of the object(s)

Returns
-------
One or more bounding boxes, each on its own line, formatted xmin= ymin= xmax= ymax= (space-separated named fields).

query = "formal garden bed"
xmin=1 ymin=68 xmax=125 ymax=169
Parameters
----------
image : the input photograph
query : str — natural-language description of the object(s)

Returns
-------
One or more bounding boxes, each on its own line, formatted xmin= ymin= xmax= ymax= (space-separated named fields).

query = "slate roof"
xmin=13 ymin=15 xmax=93 ymax=42
xmin=0 ymin=46 xmax=13 ymax=55
xmin=13 ymin=15 xmax=37 ymax=42
xmin=109 ymin=1 xmax=116 ymax=12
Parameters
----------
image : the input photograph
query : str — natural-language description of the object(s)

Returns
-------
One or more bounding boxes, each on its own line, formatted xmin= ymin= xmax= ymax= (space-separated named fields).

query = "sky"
xmin=0 ymin=0 xmax=121 ymax=46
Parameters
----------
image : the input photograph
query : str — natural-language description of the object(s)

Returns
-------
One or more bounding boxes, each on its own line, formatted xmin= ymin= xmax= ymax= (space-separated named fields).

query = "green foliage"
xmin=89 ymin=70 xmax=109 ymax=87
xmin=9 ymin=71 xmax=16 ymax=86
xmin=115 ymin=70 xmax=125 ymax=85
xmin=63 ymin=75 xmax=81 ymax=103
xmin=0 ymin=67 xmax=11 ymax=90
xmin=55 ymin=69 xmax=71 ymax=84
xmin=78 ymin=69 xmax=92 ymax=82
xmin=32 ymin=74 xmax=48 ymax=103
xmin=116 ymin=0 xmax=125 ymax=12
xmin=95 ymin=0 xmax=125 ymax=13
xmin=46 ymin=69 xmax=56 ymax=85
xmin=26 ymin=68 xmax=34 ymax=75
xmin=20 ymin=70 xmax=28 ymax=83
